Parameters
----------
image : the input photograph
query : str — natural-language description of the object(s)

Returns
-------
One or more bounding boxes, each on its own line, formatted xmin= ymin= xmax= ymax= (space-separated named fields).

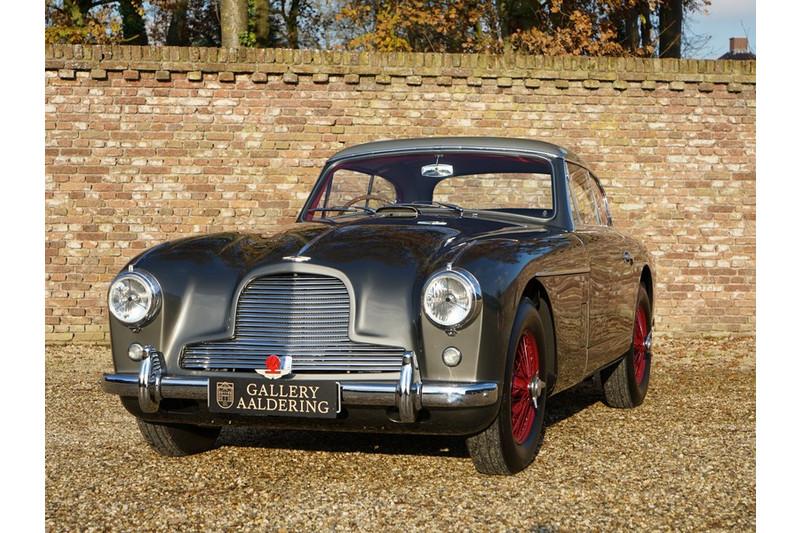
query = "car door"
xmin=567 ymin=163 xmax=636 ymax=370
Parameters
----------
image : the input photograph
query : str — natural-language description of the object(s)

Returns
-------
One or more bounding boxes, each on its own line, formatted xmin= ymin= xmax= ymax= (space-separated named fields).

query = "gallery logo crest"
xmin=216 ymin=381 xmax=234 ymax=409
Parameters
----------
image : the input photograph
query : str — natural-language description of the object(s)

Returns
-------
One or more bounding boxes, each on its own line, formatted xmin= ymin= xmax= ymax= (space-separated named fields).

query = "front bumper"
xmin=102 ymin=350 xmax=499 ymax=426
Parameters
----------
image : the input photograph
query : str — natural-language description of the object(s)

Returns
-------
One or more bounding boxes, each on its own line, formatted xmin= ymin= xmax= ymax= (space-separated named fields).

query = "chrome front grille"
xmin=181 ymin=273 xmax=405 ymax=373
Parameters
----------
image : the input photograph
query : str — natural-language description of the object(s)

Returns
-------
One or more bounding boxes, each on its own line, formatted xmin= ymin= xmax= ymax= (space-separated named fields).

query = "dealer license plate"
xmin=208 ymin=376 xmax=340 ymax=419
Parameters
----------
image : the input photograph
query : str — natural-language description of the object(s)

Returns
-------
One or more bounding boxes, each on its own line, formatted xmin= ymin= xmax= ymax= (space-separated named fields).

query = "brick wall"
xmin=45 ymin=45 xmax=756 ymax=342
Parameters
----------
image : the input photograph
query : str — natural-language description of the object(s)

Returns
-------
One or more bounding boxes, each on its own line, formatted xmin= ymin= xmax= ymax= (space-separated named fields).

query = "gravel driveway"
xmin=45 ymin=337 xmax=755 ymax=531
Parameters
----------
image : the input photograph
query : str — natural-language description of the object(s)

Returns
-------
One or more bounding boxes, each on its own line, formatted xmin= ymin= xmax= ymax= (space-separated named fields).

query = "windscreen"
xmin=304 ymin=152 xmax=554 ymax=221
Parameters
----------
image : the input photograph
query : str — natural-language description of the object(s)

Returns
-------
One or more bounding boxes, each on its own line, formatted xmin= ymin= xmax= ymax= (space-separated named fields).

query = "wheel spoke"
xmin=511 ymin=398 xmax=526 ymax=418
xmin=632 ymin=305 xmax=649 ymax=384
xmin=511 ymin=330 xmax=543 ymax=444
xmin=512 ymin=401 xmax=529 ymax=438
xmin=517 ymin=338 xmax=530 ymax=380
xmin=511 ymin=402 xmax=525 ymax=438
xmin=511 ymin=376 xmax=528 ymax=398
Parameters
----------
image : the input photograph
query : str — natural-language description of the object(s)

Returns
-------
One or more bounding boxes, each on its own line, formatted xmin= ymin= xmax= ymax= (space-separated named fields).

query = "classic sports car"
xmin=101 ymin=137 xmax=654 ymax=475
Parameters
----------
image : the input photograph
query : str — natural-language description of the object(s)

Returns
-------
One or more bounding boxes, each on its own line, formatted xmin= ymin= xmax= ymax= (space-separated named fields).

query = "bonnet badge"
xmin=282 ymin=255 xmax=311 ymax=263
xmin=255 ymin=354 xmax=293 ymax=379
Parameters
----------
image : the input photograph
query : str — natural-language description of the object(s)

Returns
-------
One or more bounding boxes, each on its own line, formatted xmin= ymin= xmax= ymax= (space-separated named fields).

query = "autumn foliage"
xmin=45 ymin=0 xmax=710 ymax=57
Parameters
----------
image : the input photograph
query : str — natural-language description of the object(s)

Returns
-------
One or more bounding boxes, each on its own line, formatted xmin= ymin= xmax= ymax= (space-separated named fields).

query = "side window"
xmin=588 ymin=173 xmax=610 ymax=226
xmin=567 ymin=164 xmax=600 ymax=226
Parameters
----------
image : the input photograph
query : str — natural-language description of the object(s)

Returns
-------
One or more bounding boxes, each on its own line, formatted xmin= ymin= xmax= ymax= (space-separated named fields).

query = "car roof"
xmin=328 ymin=137 xmax=584 ymax=164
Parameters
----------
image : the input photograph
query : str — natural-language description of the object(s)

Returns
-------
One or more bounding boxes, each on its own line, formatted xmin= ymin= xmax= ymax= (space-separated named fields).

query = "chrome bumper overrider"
xmin=102 ymin=350 xmax=498 ymax=423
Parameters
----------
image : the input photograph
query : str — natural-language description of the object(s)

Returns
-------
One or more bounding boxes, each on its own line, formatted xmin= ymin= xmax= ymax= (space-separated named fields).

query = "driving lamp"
xmin=442 ymin=347 xmax=463 ymax=367
xmin=128 ymin=343 xmax=145 ymax=361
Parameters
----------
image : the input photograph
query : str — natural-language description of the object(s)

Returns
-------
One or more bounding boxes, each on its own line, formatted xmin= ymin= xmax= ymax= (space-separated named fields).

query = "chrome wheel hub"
xmin=644 ymin=331 xmax=653 ymax=353
xmin=528 ymin=375 xmax=545 ymax=409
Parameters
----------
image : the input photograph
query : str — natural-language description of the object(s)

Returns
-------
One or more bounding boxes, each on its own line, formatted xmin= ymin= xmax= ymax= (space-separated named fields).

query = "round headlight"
xmin=108 ymin=270 xmax=161 ymax=327
xmin=422 ymin=269 xmax=481 ymax=328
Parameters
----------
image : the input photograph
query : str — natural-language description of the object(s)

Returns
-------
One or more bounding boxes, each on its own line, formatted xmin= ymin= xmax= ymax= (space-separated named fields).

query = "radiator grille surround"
xmin=181 ymin=273 xmax=405 ymax=373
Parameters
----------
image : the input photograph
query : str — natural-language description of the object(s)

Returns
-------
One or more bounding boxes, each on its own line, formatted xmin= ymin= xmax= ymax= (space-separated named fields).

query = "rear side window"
xmin=567 ymin=164 xmax=601 ymax=226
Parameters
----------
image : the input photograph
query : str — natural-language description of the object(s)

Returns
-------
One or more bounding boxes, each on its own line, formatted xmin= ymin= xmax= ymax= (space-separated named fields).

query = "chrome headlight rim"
xmin=108 ymin=269 xmax=162 ymax=328
xmin=422 ymin=267 xmax=482 ymax=329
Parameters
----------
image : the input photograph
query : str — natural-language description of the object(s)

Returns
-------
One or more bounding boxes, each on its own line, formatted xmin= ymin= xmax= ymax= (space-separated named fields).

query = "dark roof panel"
xmin=329 ymin=137 xmax=583 ymax=164
xmin=718 ymin=51 xmax=756 ymax=60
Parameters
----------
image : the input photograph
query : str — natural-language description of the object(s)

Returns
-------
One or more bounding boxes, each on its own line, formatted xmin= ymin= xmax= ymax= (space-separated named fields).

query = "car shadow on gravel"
xmin=214 ymin=379 xmax=603 ymax=459
xmin=544 ymin=379 xmax=604 ymax=427
xmin=217 ymin=427 xmax=472 ymax=458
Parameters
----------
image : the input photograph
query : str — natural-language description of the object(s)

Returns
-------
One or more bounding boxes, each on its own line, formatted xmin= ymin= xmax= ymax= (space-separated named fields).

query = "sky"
xmin=686 ymin=0 xmax=757 ymax=58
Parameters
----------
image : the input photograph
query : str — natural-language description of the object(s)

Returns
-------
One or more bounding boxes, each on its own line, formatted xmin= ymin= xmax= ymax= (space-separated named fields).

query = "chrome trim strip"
xmin=102 ymin=373 xmax=499 ymax=410
xmin=534 ymin=268 xmax=590 ymax=277
xmin=421 ymin=382 xmax=499 ymax=408
xmin=342 ymin=382 xmax=397 ymax=405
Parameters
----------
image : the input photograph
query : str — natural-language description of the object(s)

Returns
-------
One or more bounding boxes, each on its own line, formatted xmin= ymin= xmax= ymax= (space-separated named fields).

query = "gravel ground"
xmin=46 ymin=337 xmax=755 ymax=532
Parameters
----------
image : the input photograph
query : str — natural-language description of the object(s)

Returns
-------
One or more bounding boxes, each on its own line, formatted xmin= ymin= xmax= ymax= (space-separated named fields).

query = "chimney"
xmin=729 ymin=37 xmax=749 ymax=54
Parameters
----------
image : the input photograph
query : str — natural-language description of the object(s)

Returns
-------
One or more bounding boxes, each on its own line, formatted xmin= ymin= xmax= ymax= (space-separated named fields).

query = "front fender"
xmin=418 ymin=229 xmax=588 ymax=396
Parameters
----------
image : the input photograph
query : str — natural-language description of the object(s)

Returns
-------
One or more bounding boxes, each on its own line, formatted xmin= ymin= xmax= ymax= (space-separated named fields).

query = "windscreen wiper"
xmin=392 ymin=201 xmax=464 ymax=215
xmin=307 ymin=205 xmax=376 ymax=215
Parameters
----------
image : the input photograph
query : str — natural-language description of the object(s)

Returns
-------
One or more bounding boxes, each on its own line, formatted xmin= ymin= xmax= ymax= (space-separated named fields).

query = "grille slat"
xmin=182 ymin=358 xmax=401 ymax=366
xmin=181 ymin=273 xmax=404 ymax=373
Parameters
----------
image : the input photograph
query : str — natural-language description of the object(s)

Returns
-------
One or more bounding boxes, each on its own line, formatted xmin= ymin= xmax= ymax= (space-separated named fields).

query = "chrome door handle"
xmin=623 ymin=251 xmax=634 ymax=265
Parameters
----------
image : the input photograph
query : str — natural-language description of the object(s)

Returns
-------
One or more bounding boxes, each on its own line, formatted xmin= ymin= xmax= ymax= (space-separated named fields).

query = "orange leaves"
xmin=509 ymin=11 xmax=628 ymax=57
xmin=337 ymin=0 xmax=659 ymax=56
xmin=337 ymin=0 xmax=502 ymax=53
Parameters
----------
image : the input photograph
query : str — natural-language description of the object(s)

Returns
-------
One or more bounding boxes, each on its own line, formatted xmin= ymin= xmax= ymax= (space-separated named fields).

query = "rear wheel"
xmin=137 ymin=418 xmax=221 ymax=456
xmin=467 ymin=297 xmax=552 ymax=475
xmin=602 ymin=284 xmax=652 ymax=408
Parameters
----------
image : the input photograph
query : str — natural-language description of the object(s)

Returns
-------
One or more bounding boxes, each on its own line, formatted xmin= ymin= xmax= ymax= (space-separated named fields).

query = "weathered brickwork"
xmin=45 ymin=45 xmax=756 ymax=343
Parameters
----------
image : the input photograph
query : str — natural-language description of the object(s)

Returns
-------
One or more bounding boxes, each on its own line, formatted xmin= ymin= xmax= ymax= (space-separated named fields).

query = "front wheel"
xmin=137 ymin=418 xmax=221 ymax=456
xmin=602 ymin=284 xmax=652 ymax=408
xmin=467 ymin=297 xmax=553 ymax=475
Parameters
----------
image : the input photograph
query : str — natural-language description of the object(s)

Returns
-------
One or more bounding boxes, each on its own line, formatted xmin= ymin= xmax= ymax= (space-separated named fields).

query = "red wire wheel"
xmin=511 ymin=330 xmax=540 ymax=445
xmin=632 ymin=305 xmax=648 ymax=384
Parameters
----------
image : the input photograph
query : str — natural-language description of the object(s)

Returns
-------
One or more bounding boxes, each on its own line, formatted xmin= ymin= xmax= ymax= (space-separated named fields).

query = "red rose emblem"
xmin=265 ymin=354 xmax=281 ymax=373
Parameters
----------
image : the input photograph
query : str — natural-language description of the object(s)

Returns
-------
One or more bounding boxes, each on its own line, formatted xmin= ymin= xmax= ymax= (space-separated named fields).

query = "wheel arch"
xmin=520 ymin=277 xmax=558 ymax=395
xmin=640 ymin=264 xmax=654 ymax=316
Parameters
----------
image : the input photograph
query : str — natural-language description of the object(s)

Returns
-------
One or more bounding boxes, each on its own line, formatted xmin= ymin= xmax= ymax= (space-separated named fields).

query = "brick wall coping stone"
xmin=46 ymin=44 xmax=755 ymax=88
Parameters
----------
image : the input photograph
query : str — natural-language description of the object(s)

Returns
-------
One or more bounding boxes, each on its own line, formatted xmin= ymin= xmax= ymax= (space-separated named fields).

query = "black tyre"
xmin=136 ymin=418 xmax=221 ymax=457
xmin=602 ymin=284 xmax=652 ymax=408
xmin=467 ymin=297 xmax=553 ymax=475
